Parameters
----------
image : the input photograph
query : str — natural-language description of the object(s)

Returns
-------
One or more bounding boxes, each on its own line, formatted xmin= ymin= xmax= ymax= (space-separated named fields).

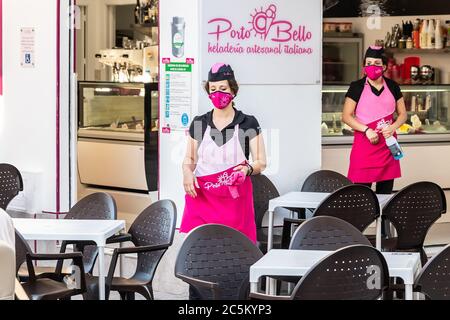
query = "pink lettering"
xmin=272 ymin=21 xmax=293 ymax=42
xmin=208 ymin=18 xmax=232 ymax=41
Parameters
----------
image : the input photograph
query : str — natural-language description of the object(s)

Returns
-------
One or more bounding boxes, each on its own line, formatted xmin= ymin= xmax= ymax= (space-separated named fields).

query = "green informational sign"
xmin=165 ymin=62 xmax=192 ymax=72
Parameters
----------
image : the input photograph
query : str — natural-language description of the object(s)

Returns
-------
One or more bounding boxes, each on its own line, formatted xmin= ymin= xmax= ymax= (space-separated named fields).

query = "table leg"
xmin=376 ymin=217 xmax=382 ymax=251
xmin=405 ymin=284 xmax=413 ymax=300
xmin=98 ymin=245 xmax=105 ymax=300
xmin=119 ymin=241 xmax=124 ymax=277
xmin=269 ymin=278 xmax=277 ymax=296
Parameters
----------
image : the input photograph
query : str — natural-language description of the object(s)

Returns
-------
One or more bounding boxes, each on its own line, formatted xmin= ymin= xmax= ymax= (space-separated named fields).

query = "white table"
xmin=13 ymin=218 xmax=126 ymax=300
xmin=267 ymin=192 xmax=393 ymax=252
xmin=250 ymin=249 xmax=422 ymax=300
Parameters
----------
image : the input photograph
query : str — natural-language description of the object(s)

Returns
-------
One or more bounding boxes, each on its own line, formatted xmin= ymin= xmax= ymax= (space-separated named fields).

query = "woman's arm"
xmin=342 ymin=97 xmax=379 ymax=145
xmin=182 ymin=137 xmax=199 ymax=198
xmin=248 ymin=133 xmax=267 ymax=175
xmin=381 ymin=97 xmax=407 ymax=138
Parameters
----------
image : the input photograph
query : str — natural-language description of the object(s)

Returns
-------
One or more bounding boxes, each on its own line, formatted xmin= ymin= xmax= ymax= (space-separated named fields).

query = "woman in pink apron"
xmin=343 ymin=46 xmax=407 ymax=194
xmin=180 ymin=63 xmax=267 ymax=244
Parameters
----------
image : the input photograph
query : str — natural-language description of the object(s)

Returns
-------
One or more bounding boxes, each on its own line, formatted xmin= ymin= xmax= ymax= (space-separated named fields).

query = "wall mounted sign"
xmin=20 ymin=27 xmax=35 ymax=68
xmin=202 ymin=0 xmax=322 ymax=84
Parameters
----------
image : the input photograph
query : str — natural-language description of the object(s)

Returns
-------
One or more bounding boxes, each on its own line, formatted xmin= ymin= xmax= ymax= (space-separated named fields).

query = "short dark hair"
xmin=204 ymin=79 xmax=239 ymax=95
xmin=364 ymin=54 xmax=388 ymax=66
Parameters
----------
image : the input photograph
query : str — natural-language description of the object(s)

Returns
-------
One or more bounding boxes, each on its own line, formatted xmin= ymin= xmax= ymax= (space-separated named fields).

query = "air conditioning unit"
xmin=8 ymin=170 xmax=43 ymax=214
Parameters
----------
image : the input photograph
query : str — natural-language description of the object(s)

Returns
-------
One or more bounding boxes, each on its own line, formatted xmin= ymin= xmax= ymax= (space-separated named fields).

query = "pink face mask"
xmin=365 ymin=65 xmax=384 ymax=80
xmin=209 ymin=91 xmax=234 ymax=109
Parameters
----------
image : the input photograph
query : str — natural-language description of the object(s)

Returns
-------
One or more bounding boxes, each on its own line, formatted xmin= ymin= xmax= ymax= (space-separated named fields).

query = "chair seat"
xmin=84 ymin=275 xmax=152 ymax=300
xmin=21 ymin=278 xmax=76 ymax=300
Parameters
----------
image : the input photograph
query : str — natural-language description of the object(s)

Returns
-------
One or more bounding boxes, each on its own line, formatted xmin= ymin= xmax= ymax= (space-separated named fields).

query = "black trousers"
xmin=356 ymin=180 xmax=394 ymax=237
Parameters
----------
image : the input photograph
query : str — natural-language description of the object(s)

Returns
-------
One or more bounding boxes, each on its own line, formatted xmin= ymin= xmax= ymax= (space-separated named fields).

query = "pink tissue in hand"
xmin=228 ymin=171 xmax=246 ymax=199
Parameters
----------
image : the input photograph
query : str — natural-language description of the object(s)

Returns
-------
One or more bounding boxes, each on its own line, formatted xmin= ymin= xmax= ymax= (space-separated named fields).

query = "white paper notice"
xmin=20 ymin=27 xmax=36 ymax=68
xmin=162 ymin=61 xmax=193 ymax=132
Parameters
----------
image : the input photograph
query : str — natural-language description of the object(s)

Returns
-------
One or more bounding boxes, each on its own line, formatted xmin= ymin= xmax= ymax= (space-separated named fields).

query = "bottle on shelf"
xmin=420 ymin=19 xmax=428 ymax=49
xmin=436 ymin=20 xmax=444 ymax=49
xmin=413 ymin=19 xmax=420 ymax=49
xmin=445 ymin=20 xmax=450 ymax=48
xmin=427 ymin=19 xmax=435 ymax=49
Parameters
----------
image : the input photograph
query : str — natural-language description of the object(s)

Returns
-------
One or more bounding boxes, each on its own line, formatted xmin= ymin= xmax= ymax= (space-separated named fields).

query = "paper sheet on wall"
xmin=20 ymin=27 xmax=35 ymax=68
xmin=162 ymin=61 xmax=193 ymax=132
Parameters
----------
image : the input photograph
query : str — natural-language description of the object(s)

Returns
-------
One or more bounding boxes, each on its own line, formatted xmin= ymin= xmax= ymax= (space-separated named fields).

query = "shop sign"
xmin=20 ymin=27 xmax=36 ymax=68
xmin=202 ymin=0 xmax=322 ymax=84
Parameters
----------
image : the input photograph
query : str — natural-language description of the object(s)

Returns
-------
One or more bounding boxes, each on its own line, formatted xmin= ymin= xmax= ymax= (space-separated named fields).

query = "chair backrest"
xmin=313 ymin=185 xmax=380 ymax=232
xmin=14 ymin=230 xmax=33 ymax=275
xmin=289 ymin=216 xmax=372 ymax=251
xmin=64 ymin=193 xmax=117 ymax=273
xmin=382 ymin=182 xmax=446 ymax=250
xmin=301 ymin=170 xmax=351 ymax=193
xmin=0 ymin=164 xmax=24 ymax=211
xmin=415 ymin=244 xmax=450 ymax=300
xmin=250 ymin=175 xmax=280 ymax=229
xmin=128 ymin=199 xmax=177 ymax=282
xmin=0 ymin=241 xmax=15 ymax=300
xmin=175 ymin=224 xmax=264 ymax=300
xmin=291 ymin=245 xmax=389 ymax=300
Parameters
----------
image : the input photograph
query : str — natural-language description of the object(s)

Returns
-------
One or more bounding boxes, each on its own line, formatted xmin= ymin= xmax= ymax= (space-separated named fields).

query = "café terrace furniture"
xmin=275 ymin=216 xmax=373 ymax=286
xmin=0 ymin=163 xmax=23 ymax=211
xmin=267 ymin=187 xmax=392 ymax=253
xmin=285 ymin=170 xmax=351 ymax=221
xmin=84 ymin=199 xmax=177 ymax=300
xmin=13 ymin=217 xmax=126 ymax=300
xmin=251 ymin=175 xmax=283 ymax=254
xmin=414 ymin=244 xmax=450 ymax=300
xmin=381 ymin=182 xmax=447 ymax=265
xmin=175 ymin=224 xmax=263 ymax=300
xmin=250 ymin=245 xmax=391 ymax=300
xmin=15 ymin=230 xmax=87 ymax=300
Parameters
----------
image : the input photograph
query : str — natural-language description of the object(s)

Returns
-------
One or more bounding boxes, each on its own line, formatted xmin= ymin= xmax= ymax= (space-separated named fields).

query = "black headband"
xmin=365 ymin=46 xmax=385 ymax=60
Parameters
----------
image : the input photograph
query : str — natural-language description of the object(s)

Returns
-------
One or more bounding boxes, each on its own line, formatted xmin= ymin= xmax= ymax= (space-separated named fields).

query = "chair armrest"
xmin=115 ymin=243 xmax=170 ymax=255
xmin=26 ymin=252 xmax=86 ymax=291
xmin=281 ymin=218 xmax=306 ymax=248
xmin=106 ymin=233 xmax=132 ymax=244
xmin=175 ymin=273 xmax=221 ymax=300
xmin=249 ymin=292 xmax=292 ymax=301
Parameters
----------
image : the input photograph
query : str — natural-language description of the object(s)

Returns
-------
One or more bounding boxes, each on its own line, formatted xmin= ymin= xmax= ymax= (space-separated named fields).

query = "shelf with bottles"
xmin=134 ymin=0 xmax=159 ymax=27
xmin=385 ymin=48 xmax=450 ymax=54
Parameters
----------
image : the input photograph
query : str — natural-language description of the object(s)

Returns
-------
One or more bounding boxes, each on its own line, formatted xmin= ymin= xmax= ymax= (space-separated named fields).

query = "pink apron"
xmin=180 ymin=124 xmax=257 ymax=243
xmin=348 ymin=78 xmax=402 ymax=183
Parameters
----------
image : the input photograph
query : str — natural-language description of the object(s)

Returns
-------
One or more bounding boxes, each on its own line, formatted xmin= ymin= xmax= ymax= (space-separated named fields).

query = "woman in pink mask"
xmin=343 ymin=46 xmax=407 ymax=229
xmin=180 ymin=63 xmax=267 ymax=244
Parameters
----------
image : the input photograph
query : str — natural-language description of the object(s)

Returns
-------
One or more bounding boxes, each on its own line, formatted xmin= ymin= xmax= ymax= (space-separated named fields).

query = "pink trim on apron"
xmin=180 ymin=124 xmax=257 ymax=243
xmin=348 ymin=78 xmax=401 ymax=183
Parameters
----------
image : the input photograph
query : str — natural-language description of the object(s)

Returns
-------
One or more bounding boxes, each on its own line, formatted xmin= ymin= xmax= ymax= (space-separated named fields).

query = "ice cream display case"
xmin=77 ymin=81 xmax=159 ymax=192
xmin=322 ymin=84 xmax=450 ymax=145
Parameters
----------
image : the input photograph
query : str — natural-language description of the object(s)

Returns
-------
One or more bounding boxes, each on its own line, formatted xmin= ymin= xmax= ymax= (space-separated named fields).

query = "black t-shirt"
xmin=189 ymin=108 xmax=262 ymax=159
xmin=346 ymin=77 xmax=403 ymax=104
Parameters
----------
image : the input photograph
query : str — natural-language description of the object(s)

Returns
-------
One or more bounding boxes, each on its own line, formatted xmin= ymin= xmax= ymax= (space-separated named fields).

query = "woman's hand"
xmin=381 ymin=125 xmax=396 ymax=139
xmin=365 ymin=128 xmax=379 ymax=145
xmin=183 ymin=169 xmax=199 ymax=198
xmin=233 ymin=165 xmax=250 ymax=177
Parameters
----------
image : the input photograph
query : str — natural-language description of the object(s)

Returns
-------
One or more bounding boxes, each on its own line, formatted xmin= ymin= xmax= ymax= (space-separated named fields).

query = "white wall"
xmin=0 ymin=0 xmax=72 ymax=213
xmin=324 ymin=15 xmax=450 ymax=83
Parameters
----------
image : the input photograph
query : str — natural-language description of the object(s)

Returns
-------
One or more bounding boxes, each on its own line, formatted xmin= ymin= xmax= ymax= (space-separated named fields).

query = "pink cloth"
xmin=180 ymin=124 xmax=257 ymax=243
xmin=348 ymin=78 xmax=401 ymax=183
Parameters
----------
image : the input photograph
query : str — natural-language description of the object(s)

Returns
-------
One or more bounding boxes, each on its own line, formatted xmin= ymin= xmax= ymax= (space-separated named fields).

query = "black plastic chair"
xmin=15 ymin=230 xmax=86 ymax=300
xmin=286 ymin=170 xmax=352 ymax=219
xmin=283 ymin=185 xmax=380 ymax=247
xmin=0 ymin=163 xmax=24 ymax=211
xmin=381 ymin=182 xmax=446 ymax=265
xmin=289 ymin=216 xmax=372 ymax=251
xmin=414 ymin=244 xmax=450 ymax=300
xmin=251 ymin=175 xmax=283 ymax=253
xmin=175 ymin=224 xmax=264 ymax=300
xmin=277 ymin=216 xmax=372 ymax=285
xmin=84 ymin=199 xmax=177 ymax=300
xmin=251 ymin=245 xmax=390 ymax=300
